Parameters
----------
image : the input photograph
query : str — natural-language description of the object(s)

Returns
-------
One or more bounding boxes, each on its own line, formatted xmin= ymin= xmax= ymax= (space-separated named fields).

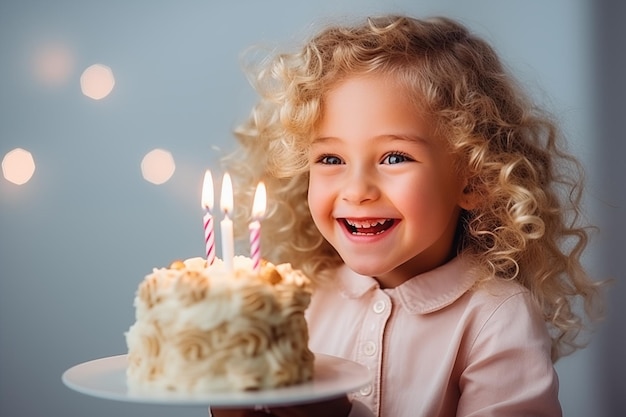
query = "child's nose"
xmin=340 ymin=169 xmax=380 ymax=204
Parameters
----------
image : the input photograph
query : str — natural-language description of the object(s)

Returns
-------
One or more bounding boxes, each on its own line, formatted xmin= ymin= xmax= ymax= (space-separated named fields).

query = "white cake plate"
xmin=62 ymin=353 xmax=370 ymax=407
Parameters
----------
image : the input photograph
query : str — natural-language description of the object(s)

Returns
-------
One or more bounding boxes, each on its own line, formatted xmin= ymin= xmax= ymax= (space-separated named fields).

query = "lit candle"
xmin=201 ymin=170 xmax=216 ymax=265
xmin=220 ymin=172 xmax=235 ymax=272
xmin=249 ymin=182 xmax=266 ymax=272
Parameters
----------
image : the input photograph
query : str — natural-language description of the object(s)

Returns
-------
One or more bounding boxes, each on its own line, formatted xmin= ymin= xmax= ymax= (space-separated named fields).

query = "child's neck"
xmin=373 ymin=251 xmax=456 ymax=289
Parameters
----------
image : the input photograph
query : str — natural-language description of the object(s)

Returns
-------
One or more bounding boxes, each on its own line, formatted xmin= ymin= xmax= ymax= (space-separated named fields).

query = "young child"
xmin=213 ymin=14 xmax=602 ymax=417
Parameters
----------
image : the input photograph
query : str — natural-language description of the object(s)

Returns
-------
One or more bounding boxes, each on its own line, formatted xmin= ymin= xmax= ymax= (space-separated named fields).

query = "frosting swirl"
xmin=125 ymin=256 xmax=314 ymax=392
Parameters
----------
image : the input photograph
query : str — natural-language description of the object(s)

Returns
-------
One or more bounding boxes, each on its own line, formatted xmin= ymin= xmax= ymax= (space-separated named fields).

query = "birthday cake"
xmin=124 ymin=256 xmax=314 ymax=393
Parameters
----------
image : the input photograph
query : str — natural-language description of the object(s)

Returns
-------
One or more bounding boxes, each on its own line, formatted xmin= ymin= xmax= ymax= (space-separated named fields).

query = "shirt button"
xmin=363 ymin=341 xmax=377 ymax=356
xmin=373 ymin=300 xmax=386 ymax=314
xmin=359 ymin=384 xmax=373 ymax=396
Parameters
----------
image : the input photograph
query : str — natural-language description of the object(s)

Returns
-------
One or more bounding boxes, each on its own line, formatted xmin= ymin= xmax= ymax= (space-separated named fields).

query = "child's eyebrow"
xmin=386 ymin=134 xmax=430 ymax=145
xmin=378 ymin=134 xmax=433 ymax=151
xmin=311 ymin=134 xmax=430 ymax=145
xmin=310 ymin=136 xmax=338 ymax=145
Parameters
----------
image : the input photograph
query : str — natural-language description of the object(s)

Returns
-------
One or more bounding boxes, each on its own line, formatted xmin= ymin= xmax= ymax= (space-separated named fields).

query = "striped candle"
xmin=249 ymin=182 xmax=266 ymax=272
xmin=201 ymin=170 xmax=216 ymax=265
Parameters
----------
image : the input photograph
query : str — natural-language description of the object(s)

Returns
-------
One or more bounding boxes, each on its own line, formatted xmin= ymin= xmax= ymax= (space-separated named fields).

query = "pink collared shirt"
xmin=306 ymin=257 xmax=562 ymax=417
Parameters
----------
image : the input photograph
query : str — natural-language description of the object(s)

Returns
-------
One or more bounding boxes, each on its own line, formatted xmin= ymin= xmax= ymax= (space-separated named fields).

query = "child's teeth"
xmin=346 ymin=219 xmax=386 ymax=228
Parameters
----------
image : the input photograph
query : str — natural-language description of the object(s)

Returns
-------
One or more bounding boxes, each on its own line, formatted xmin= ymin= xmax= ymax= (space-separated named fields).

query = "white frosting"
xmin=125 ymin=256 xmax=314 ymax=393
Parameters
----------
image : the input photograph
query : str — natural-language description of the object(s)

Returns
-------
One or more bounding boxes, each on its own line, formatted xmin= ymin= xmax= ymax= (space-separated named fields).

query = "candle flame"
xmin=201 ymin=170 xmax=214 ymax=210
xmin=220 ymin=172 xmax=233 ymax=214
xmin=252 ymin=182 xmax=267 ymax=219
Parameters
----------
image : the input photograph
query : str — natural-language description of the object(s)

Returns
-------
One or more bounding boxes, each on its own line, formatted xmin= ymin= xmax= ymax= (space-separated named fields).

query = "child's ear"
xmin=458 ymin=183 xmax=479 ymax=211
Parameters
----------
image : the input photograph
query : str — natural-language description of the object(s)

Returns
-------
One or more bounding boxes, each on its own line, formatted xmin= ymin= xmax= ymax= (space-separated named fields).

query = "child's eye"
xmin=382 ymin=152 xmax=414 ymax=165
xmin=317 ymin=154 xmax=344 ymax=165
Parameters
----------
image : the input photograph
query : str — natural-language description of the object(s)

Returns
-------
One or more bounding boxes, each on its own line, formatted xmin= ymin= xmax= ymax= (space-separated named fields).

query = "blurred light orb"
xmin=33 ymin=42 xmax=74 ymax=86
xmin=2 ymin=148 xmax=36 ymax=185
xmin=141 ymin=149 xmax=175 ymax=185
xmin=80 ymin=64 xmax=115 ymax=100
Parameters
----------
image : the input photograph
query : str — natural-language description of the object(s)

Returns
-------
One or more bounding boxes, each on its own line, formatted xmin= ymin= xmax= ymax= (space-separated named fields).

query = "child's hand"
xmin=210 ymin=395 xmax=352 ymax=417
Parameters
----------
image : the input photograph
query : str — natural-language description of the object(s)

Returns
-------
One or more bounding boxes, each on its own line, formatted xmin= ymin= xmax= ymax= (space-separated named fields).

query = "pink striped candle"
xmin=201 ymin=170 xmax=216 ymax=265
xmin=249 ymin=182 xmax=266 ymax=272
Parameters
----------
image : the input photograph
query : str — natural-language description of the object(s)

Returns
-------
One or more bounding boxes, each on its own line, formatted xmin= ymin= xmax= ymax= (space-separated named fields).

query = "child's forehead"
xmin=322 ymin=71 xmax=431 ymax=107
xmin=318 ymin=74 xmax=433 ymax=121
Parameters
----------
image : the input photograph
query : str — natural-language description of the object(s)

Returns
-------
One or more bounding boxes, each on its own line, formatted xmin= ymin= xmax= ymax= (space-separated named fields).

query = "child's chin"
xmin=343 ymin=259 xmax=388 ymax=278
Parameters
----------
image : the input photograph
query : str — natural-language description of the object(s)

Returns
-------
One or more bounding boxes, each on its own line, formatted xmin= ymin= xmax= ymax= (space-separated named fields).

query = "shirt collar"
xmin=336 ymin=257 xmax=477 ymax=314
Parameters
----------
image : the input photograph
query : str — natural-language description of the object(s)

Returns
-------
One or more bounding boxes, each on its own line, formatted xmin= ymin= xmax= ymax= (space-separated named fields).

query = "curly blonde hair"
xmin=223 ymin=14 xmax=602 ymax=361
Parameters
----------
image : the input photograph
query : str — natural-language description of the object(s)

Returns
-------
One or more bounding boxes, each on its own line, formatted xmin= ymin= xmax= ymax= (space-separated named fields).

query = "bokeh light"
xmin=32 ymin=42 xmax=75 ymax=86
xmin=141 ymin=149 xmax=175 ymax=185
xmin=80 ymin=64 xmax=115 ymax=100
xmin=2 ymin=148 xmax=36 ymax=185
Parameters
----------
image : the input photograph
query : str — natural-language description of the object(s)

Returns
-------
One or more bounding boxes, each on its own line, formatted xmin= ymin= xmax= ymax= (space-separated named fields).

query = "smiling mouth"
xmin=342 ymin=218 xmax=396 ymax=235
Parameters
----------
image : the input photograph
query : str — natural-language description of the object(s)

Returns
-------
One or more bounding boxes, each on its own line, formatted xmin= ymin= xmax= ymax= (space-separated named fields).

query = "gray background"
xmin=1 ymin=1 xmax=624 ymax=416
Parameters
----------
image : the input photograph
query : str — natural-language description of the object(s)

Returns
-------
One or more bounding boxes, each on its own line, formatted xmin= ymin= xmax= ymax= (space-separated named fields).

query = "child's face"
xmin=308 ymin=74 xmax=469 ymax=287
